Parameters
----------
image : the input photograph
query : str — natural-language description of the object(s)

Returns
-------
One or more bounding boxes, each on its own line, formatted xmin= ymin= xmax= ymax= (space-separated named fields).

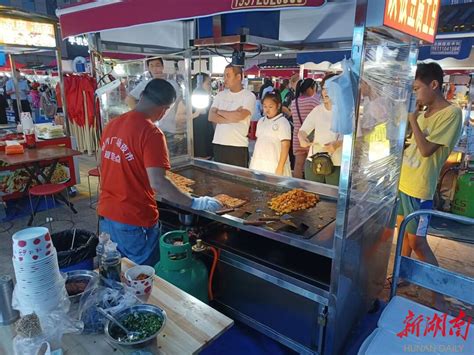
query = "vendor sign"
xmin=0 ymin=17 xmax=56 ymax=48
xmin=430 ymin=40 xmax=462 ymax=56
xmin=232 ymin=0 xmax=317 ymax=10
xmin=383 ymin=0 xmax=441 ymax=43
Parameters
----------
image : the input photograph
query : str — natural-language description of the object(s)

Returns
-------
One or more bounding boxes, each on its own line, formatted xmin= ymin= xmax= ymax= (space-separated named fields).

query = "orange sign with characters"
xmin=383 ymin=0 xmax=441 ymax=43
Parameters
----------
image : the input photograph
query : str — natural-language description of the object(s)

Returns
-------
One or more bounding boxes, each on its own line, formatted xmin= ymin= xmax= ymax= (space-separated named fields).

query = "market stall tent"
xmin=55 ymin=2 xmax=442 ymax=355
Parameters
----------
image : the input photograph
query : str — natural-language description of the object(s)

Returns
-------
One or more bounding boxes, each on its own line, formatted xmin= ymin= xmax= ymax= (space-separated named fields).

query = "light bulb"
xmin=191 ymin=74 xmax=210 ymax=109
xmin=192 ymin=88 xmax=210 ymax=109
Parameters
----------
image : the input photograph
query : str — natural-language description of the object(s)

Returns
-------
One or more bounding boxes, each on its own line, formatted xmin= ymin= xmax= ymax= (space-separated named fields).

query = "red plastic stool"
xmin=87 ymin=168 xmax=100 ymax=208
xmin=28 ymin=183 xmax=76 ymax=231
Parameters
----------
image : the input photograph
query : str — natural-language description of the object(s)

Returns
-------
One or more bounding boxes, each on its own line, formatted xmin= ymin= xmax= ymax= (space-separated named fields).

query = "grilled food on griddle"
xmin=167 ymin=171 xmax=195 ymax=194
xmin=268 ymin=189 xmax=319 ymax=215
xmin=214 ymin=194 xmax=247 ymax=209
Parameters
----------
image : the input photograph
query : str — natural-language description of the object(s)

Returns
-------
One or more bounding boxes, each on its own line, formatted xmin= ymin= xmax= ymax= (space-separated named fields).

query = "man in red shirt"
xmin=98 ymin=79 xmax=221 ymax=266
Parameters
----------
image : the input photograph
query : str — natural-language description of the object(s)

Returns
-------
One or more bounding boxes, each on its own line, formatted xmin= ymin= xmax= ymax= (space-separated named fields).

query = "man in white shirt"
xmin=209 ymin=65 xmax=256 ymax=167
xmin=6 ymin=70 xmax=31 ymax=123
xmin=125 ymin=57 xmax=185 ymax=156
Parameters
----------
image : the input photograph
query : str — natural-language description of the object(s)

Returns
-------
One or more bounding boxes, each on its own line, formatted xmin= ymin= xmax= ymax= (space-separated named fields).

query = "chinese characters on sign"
xmin=384 ymin=0 xmax=441 ymax=43
xmin=430 ymin=40 xmax=462 ymax=56
xmin=102 ymin=136 xmax=134 ymax=164
xmin=68 ymin=36 xmax=89 ymax=47
xmin=0 ymin=17 xmax=56 ymax=48
xmin=397 ymin=309 xmax=472 ymax=341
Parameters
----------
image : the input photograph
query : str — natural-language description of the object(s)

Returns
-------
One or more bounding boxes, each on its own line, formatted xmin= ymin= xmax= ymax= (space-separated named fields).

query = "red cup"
xmin=25 ymin=131 xmax=36 ymax=149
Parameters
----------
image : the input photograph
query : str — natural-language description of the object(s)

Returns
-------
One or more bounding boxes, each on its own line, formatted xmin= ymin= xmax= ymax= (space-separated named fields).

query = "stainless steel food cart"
xmin=57 ymin=1 xmax=441 ymax=353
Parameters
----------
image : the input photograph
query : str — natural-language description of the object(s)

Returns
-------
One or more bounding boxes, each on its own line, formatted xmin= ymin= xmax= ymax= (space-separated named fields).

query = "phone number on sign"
xmin=232 ymin=0 xmax=307 ymax=10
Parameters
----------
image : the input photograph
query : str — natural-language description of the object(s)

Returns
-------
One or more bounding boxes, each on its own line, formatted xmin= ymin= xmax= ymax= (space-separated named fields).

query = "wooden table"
xmin=0 ymin=258 xmax=234 ymax=355
xmin=0 ymin=147 xmax=81 ymax=166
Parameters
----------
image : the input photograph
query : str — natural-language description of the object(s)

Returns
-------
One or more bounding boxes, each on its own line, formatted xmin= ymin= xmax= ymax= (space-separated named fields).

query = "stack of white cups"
xmin=12 ymin=227 xmax=66 ymax=314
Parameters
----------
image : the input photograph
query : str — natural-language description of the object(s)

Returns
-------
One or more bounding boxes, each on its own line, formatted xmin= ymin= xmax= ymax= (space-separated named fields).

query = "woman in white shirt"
xmin=298 ymin=74 xmax=342 ymax=186
xmin=250 ymin=91 xmax=292 ymax=176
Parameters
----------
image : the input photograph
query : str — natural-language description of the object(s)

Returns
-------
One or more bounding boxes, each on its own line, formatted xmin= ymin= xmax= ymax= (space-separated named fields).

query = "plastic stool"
xmin=87 ymin=168 xmax=100 ymax=208
xmin=28 ymin=183 xmax=74 ymax=231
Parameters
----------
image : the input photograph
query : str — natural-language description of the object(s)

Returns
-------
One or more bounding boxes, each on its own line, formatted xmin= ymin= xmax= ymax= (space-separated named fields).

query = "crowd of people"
xmin=194 ymin=65 xmax=341 ymax=186
xmin=0 ymin=70 xmax=58 ymax=124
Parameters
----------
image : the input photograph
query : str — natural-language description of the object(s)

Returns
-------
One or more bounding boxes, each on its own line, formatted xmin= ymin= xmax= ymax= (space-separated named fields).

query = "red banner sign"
xmin=384 ymin=0 xmax=441 ymax=43
xmin=232 ymin=0 xmax=307 ymax=10
xmin=58 ymin=0 xmax=326 ymax=39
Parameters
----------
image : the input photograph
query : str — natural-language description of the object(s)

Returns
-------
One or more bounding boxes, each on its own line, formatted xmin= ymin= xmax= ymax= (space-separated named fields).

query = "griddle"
xmin=173 ymin=165 xmax=337 ymax=239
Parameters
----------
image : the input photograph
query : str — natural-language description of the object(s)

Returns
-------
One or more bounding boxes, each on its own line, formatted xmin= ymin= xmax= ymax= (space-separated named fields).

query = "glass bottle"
xmin=99 ymin=241 xmax=121 ymax=282
xmin=95 ymin=232 xmax=110 ymax=269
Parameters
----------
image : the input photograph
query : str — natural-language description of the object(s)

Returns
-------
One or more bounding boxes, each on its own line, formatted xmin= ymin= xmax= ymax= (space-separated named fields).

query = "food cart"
xmin=0 ymin=6 xmax=78 ymax=203
xmin=57 ymin=1 xmax=442 ymax=353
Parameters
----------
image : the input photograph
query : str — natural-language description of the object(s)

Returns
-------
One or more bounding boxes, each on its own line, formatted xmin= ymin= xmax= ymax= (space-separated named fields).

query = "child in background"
xmin=250 ymin=91 xmax=291 ymax=176
xmin=290 ymin=78 xmax=319 ymax=179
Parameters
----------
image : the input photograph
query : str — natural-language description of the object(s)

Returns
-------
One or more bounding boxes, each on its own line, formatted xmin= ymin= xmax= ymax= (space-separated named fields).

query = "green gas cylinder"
xmin=155 ymin=230 xmax=209 ymax=303
xmin=452 ymin=171 xmax=474 ymax=218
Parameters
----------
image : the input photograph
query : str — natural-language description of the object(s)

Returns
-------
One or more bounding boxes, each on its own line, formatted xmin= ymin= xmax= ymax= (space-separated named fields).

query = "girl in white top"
xmin=298 ymin=73 xmax=342 ymax=186
xmin=249 ymin=91 xmax=292 ymax=176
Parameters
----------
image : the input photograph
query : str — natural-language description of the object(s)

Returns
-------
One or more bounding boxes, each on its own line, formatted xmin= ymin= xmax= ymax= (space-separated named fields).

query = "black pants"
xmin=213 ymin=144 xmax=249 ymax=168
xmin=12 ymin=99 xmax=32 ymax=123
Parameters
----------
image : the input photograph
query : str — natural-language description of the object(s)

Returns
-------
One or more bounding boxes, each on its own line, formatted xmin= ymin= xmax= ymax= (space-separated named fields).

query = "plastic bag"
xmin=14 ymin=334 xmax=48 ymax=355
xmin=79 ymin=277 xmax=140 ymax=334
xmin=52 ymin=229 xmax=98 ymax=269
xmin=13 ymin=311 xmax=83 ymax=355
xmin=326 ymin=58 xmax=358 ymax=135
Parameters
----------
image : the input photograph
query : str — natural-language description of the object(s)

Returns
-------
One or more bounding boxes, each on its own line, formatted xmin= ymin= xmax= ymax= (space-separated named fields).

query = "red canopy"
xmin=0 ymin=57 xmax=26 ymax=72
xmin=259 ymin=68 xmax=300 ymax=78
xmin=244 ymin=65 xmax=260 ymax=76
xmin=244 ymin=66 xmax=300 ymax=78
xmin=57 ymin=0 xmax=325 ymax=39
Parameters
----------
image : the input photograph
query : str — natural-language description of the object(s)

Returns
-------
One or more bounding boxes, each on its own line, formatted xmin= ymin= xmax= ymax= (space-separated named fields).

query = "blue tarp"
xmin=418 ymin=38 xmax=473 ymax=60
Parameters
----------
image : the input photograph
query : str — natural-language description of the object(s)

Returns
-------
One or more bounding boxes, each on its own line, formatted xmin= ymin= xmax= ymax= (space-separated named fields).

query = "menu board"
xmin=0 ymin=17 xmax=56 ymax=48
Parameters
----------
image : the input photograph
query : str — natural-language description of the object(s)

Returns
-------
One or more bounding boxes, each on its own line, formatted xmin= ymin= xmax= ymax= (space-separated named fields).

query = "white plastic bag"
xmin=79 ymin=277 xmax=139 ymax=334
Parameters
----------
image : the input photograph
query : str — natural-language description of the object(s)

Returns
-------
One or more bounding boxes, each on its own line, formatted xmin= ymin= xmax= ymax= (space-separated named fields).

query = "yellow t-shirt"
xmin=399 ymin=105 xmax=462 ymax=200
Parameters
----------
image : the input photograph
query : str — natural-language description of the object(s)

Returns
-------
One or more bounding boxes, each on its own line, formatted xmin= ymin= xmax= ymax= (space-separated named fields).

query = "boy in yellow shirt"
xmin=398 ymin=63 xmax=462 ymax=271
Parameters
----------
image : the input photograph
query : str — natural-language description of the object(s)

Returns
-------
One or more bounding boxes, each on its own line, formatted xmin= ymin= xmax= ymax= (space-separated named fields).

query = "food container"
xmin=124 ymin=265 xmax=155 ymax=296
xmin=104 ymin=304 xmax=167 ymax=347
xmin=12 ymin=227 xmax=53 ymax=263
xmin=0 ymin=275 xmax=19 ymax=325
xmin=65 ymin=270 xmax=99 ymax=303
